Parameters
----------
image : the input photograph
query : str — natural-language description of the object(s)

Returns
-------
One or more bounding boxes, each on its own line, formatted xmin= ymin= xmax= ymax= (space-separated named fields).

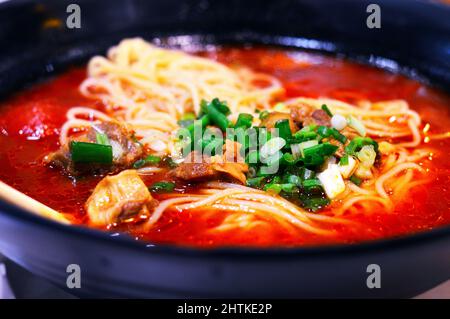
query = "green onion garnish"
xmin=259 ymin=110 xmax=270 ymax=120
xmin=206 ymin=100 xmax=230 ymax=131
xmin=70 ymin=141 xmax=113 ymax=164
xmin=299 ymin=167 xmax=315 ymax=180
xmin=95 ymin=133 xmax=110 ymax=146
xmin=317 ymin=126 xmax=347 ymax=144
xmin=245 ymin=150 xmax=260 ymax=164
xmin=149 ymin=181 xmax=176 ymax=193
xmin=339 ymin=154 xmax=349 ymax=166
xmin=234 ymin=113 xmax=254 ymax=129
xmin=274 ymin=119 xmax=292 ymax=140
xmin=321 ymin=104 xmax=333 ymax=117
xmin=302 ymin=178 xmax=322 ymax=191
xmin=264 ymin=183 xmax=282 ymax=194
xmin=133 ymin=155 xmax=162 ymax=169
xmin=291 ymin=130 xmax=317 ymax=143
xmin=302 ymin=143 xmax=338 ymax=166
xmin=349 ymin=175 xmax=362 ymax=186
xmin=281 ymin=183 xmax=298 ymax=193
xmin=210 ymin=98 xmax=231 ymax=115
xmin=302 ymin=197 xmax=330 ymax=212
xmin=345 ymin=137 xmax=378 ymax=155
xmin=287 ymin=174 xmax=301 ymax=186
xmin=246 ymin=176 xmax=265 ymax=188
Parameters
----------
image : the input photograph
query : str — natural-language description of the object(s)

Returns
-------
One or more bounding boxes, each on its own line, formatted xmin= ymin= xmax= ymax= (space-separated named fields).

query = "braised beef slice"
xmin=45 ymin=121 xmax=143 ymax=176
xmin=290 ymin=103 xmax=331 ymax=127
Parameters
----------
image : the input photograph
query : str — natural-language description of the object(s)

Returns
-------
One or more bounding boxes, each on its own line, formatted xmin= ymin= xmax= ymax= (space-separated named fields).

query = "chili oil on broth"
xmin=0 ymin=46 xmax=448 ymax=247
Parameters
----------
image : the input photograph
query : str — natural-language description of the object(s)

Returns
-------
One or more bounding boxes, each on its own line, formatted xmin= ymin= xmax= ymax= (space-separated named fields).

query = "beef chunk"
xmin=45 ymin=121 xmax=143 ymax=176
xmin=85 ymin=169 xmax=157 ymax=226
xmin=172 ymin=141 xmax=248 ymax=184
xmin=290 ymin=103 xmax=331 ymax=127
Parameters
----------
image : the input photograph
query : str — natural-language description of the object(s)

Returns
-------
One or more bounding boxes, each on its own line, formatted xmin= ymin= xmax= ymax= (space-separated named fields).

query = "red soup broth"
xmin=0 ymin=47 xmax=449 ymax=247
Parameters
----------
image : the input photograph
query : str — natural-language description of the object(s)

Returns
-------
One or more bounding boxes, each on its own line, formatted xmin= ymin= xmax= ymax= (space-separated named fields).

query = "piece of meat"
xmin=172 ymin=158 xmax=218 ymax=181
xmin=260 ymin=112 xmax=297 ymax=133
xmin=308 ymin=109 xmax=331 ymax=127
xmin=85 ymin=170 xmax=157 ymax=226
xmin=211 ymin=161 xmax=248 ymax=184
xmin=45 ymin=121 xmax=143 ymax=176
xmin=290 ymin=102 xmax=315 ymax=124
xmin=290 ymin=103 xmax=331 ymax=127
xmin=173 ymin=142 xmax=249 ymax=184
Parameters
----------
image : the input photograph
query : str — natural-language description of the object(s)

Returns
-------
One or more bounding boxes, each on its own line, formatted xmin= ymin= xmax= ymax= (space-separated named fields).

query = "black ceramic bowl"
xmin=0 ymin=0 xmax=449 ymax=298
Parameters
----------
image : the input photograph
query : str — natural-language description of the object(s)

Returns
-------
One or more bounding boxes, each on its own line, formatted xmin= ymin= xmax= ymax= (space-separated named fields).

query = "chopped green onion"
xmin=245 ymin=150 xmax=260 ymax=164
xmin=206 ymin=101 xmax=230 ymax=131
xmin=269 ymin=176 xmax=282 ymax=184
xmin=302 ymin=197 xmax=330 ymax=212
xmin=133 ymin=154 xmax=162 ymax=169
xmin=317 ymin=126 xmax=347 ymax=144
xmin=300 ymin=124 xmax=317 ymax=132
xmin=198 ymin=138 xmax=223 ymax=156
xmin=281 ymin=153 xmax=296 ymax=165
xmin=298 ymin=140 xmax=319 ymax=157
xmin=259 ymin=151 xmax=283 ymax=175
xmin=149 ymin=181 xmax=175 ymax=193
xmin=347 ymin=115 xmax=367 ymax=136
xmin=349 ymin=175 xmax=362 ymax=186
xmin=356 ymin=145 xmax=376 ymax=167
xmin=345 ymin=137 xmax=378 ymax=155
xmin=246 ymin=176 xmax=265 ymax=188
xmin=302 ymin=178 xmax=322 ymax=190
xmin=200 ymin=99 xmax=230 ymax=116
xmin=291 ymin=130 xmax=317 ymax=143
xmin=303 ymin=142 xmax=338 ymax=157
xmin=264 ymin=183 xmax=282 ymax=194
xmin=133 ymin=159 xmax=146 ymax=169
xmin=339 ymin=154 xmax=349 ymax=166
xmin=186 ymin=115 xmax=210 ymax=139
xmin=281 ymin=183 xmax=298 ymax=193
xmin=260 ymin=137 xmax=286 ymax=160
xmin=321 ymin=104 xmax=333 ymax=117
xmin=287 ymin=174 xmax=301 ymax=186
xmin=274 ymin=119 xmax=292 ymax=140
xmin=299 ymin=167 xmax=315 ymax=180
xmin=259 ymin=110 xmax=270 ymax=120
xmin=70 ymin=141 xmax=113 ymax=164
xmin=95 ymin=133 xmax=110 ymax=146
xmin=302 ymin=143 xmax=339 ymax=166
xmin=234 ymin=113 xmax=253 ymax=129
xmin=145 ymin=155 xmax=161 ymax=165
xmin=210 ymin=98 xmax=231 ymax=115
xmin=265 ymin=150 xmax=283 ymax=166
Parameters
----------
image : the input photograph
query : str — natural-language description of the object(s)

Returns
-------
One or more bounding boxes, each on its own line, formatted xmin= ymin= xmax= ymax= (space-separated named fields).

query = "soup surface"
xmin=0 ymin=46 xmax=449 ymax=247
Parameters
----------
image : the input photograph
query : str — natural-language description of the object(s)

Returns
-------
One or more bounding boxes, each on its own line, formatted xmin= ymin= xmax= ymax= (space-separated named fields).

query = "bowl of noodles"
xmin=0 ymin=0 xmax=448 ymax=298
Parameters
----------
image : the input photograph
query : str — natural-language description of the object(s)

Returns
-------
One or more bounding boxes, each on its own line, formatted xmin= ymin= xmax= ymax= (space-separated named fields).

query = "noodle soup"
xmin=0 ymin=40 xmax=449 ymax=247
